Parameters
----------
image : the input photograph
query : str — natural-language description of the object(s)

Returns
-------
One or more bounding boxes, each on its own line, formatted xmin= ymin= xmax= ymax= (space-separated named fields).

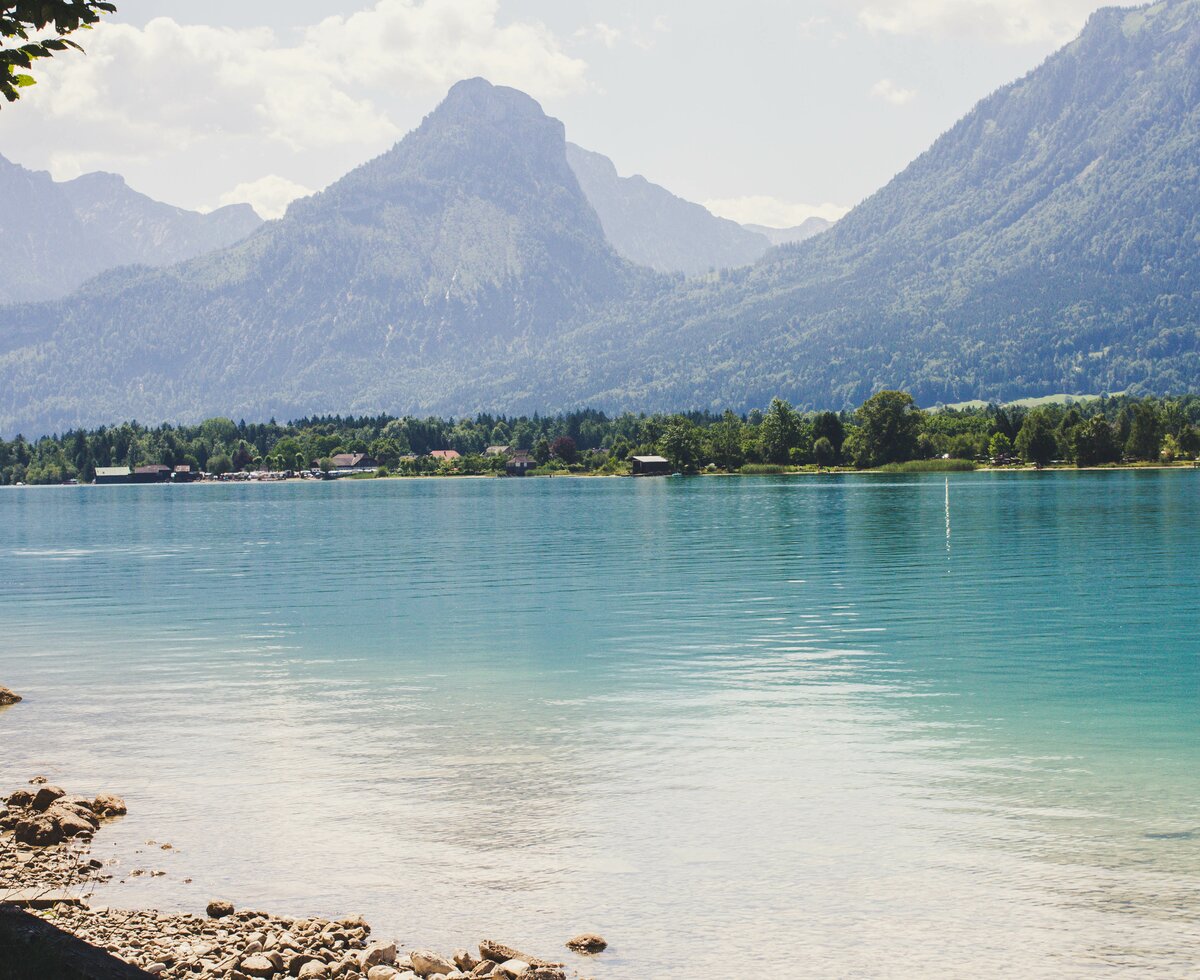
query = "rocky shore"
xmin=0 ymin=686 xmax=607 ymax=979
xmin=1 ymin=751 xmax=606 ymax=980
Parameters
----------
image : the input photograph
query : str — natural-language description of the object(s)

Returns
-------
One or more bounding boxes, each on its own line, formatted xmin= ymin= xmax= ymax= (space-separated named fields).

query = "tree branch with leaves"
xmin=1 ymin=1 xmax=116 ymax=105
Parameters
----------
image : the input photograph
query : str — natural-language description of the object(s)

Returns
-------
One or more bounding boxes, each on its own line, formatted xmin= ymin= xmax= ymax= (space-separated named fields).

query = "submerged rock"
xmin=93 ymin=793 xmax=128 ymax=817
xmin=0 ymin=686 xmax=21 ymax=705
xmin=565 ymin=933 xmax=607 ymax=953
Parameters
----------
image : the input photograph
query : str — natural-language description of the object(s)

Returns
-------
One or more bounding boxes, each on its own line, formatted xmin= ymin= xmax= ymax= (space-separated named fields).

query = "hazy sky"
xmin=0 ymin=0 xmax=1131 ymax=223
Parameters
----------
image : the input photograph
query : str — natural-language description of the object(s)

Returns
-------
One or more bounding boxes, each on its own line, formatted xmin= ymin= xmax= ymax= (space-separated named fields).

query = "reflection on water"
xmin=1 ymin=473 xmax=1198 ymax=977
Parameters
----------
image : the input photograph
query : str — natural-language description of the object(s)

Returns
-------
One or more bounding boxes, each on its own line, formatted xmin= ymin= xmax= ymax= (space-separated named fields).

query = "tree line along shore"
xmin=2 ymin=391 xmax=1199 ymax=487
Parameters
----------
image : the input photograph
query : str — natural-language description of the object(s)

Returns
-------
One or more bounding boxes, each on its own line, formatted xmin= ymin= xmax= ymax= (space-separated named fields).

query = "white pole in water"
xmin=945 ymin=477 xmax=952 ymax=558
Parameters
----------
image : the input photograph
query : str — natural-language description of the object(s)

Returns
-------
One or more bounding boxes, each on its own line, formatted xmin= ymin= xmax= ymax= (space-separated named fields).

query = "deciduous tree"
xmin=1 ymin=1 xmax=116 ymax=104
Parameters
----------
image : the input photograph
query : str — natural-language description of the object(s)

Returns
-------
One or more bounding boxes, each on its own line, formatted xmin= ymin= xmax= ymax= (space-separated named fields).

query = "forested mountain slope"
xmin=524 ymin=0 xmax=1200 ymax=411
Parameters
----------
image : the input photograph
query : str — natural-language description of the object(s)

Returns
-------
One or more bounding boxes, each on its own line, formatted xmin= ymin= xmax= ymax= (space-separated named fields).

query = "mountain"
xmin=743 ymin=218 xmax=833 ymax=246
xmin=4 ymin=0 xmax=1200 ymax=433
xmin=502 ymin=0 xmax=1200 ymax=412
xmin=564 ymin=143 xmax=772 ymax=274
xmin=0 ymin=78 xmax=646 ymax=433
xmin=0 ymin=155 xmax=262 ymax=303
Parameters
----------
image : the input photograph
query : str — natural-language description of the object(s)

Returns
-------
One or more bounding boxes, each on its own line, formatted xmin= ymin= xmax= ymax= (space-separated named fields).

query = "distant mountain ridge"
xmin=564 ymin=143 xmax=776 ymax=274
xmin=2 ymin=0 xmax=1200 ymax=433
xmin=743 ymin=219 xmax=833 ymax=246
xmin=0 ymin=155 xmax=262 ymax=303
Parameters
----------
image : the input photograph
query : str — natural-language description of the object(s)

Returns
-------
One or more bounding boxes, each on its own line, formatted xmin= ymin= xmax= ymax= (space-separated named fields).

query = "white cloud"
xmin=704 ymin=196 xmax=851 ymax=228
xmin=871 ymin=78 xmax=917 ymax=106
xmin=0 ymin=0 xmax=588 ymax=206
xmin=857 ymin=0 xmax=1100 ymax=45
xmin=220 ymin=175 xmax=315 ymax=220
xmin=310 ymin=0 xmax=588 ymax=98
xmin=574 ymin=23 xmax=623 ymax=48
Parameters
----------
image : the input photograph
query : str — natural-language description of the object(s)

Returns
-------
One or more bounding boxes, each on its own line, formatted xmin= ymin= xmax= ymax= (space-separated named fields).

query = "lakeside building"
xmin=430 ymin=450 xmax=461 ymax=462
xmin=484 ymin=445 xmax=510 ymax=456
xmin=328 ymin=453 xmax=379 ymax=477
xmin=94 ymin=466 xmax=133 ymax=485
xmin=326 ymin=453 xmax=376 ymax=472
xmin=632 ymin=455 xmax=672 ymax=476
xmin=172 ymin=465 xmax=199 ymax=483
xmin=133 ymin=465 xmax=172 ymax=483
xmin=506 ymin=451 xmax=535 ymax=477
xmin=94 ymin=465 xmax=172 ymax=485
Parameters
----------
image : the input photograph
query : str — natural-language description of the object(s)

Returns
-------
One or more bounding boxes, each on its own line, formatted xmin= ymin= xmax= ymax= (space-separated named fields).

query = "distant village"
xmin=91 ymin=447 xmax=673 ymax=484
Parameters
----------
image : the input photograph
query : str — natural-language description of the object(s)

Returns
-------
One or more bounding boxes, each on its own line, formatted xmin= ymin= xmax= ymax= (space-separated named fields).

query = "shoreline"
xmin=1 ymin=699 xmax=602 ymax=980
xmin=2 ymin=462 xmax=1196 ymax=491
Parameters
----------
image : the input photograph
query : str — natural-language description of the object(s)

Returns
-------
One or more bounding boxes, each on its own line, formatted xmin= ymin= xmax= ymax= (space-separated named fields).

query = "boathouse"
xmin=631 ymin=455 xmax=672 ymax=476
xmin=132 ymin=465 xmax=172 ymax=483
xmin=94 ymin=466 xmax=133 ymax=485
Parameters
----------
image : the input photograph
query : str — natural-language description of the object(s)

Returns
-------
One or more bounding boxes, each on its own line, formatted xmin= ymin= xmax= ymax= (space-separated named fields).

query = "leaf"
xmin=14 ymin=73 xmax=36 ymax=87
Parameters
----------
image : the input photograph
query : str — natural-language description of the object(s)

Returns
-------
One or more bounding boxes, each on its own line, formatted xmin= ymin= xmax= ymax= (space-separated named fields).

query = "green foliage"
xmin=1015 ymin=411 xmax=1059 ymax=466
xmin=877 ymin=459 xmax=977 ymax=473
xmin=1 ymin=1 xmax=116 ymax=104
xmin=2 ymin=391 xmax=1197 ymax=486
xmin=1125 ymin=402 xmax=1162 ymax=461
xmin=852 ymin=391 xmax=921 ymax=468
xmin=658 ymin=416 xmax=702 ymax=473
xmin=1071 ymin=416 xmax=1122 ymax=467
xmin=758 ymin=398 xmax=803 ymax=465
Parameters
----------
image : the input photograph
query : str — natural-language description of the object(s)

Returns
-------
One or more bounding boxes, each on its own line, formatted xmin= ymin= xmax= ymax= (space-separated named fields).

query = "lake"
xmin=1 ymin=472 xmax=1197 ymax=977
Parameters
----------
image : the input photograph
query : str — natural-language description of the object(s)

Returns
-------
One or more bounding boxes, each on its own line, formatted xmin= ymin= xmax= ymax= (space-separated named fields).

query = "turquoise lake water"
xmin=1 ymin=472 xmax=1197 ymax=977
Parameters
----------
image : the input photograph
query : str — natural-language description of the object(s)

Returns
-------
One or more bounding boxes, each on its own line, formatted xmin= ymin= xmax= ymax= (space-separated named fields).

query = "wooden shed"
xmin=631 ymin=455 xmax=672 ymax=476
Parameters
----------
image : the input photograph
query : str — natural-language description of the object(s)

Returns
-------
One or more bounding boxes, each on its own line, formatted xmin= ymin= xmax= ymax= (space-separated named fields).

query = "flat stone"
xmin=409 ymin=949 xmax=455 ymax=976
xmin=241 ymin=953 xmax=276 ymax=978
xmin=2 ymin=890 xmax=86 ymax=908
